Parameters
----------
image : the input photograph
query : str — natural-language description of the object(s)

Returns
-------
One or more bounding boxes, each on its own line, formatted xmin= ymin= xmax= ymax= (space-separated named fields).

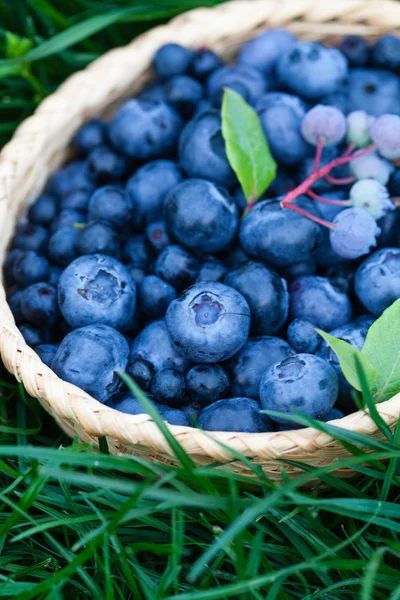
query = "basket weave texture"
xmin=1 ymin=0 xmax=400 ymax=481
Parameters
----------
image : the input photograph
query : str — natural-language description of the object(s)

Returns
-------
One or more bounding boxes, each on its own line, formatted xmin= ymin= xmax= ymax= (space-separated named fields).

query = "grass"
xmin=1 ymin=2 xmax=400 ymax=598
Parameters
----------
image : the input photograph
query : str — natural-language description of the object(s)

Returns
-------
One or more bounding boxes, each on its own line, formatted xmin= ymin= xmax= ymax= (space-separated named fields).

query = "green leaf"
xmin=5 ymin=32 xmax=33 ymax=59
xmin=316 ymin=330 xmax=375 ymax=392
xmin=221 ymin=88 xmax=276 ymax=203
xmin=362 ymin=299 xmax=400 ymax=403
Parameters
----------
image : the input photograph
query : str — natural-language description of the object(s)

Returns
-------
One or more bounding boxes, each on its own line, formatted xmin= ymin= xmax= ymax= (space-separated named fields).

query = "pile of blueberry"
xmin=6 ymin=29 xmax=400 ymax=433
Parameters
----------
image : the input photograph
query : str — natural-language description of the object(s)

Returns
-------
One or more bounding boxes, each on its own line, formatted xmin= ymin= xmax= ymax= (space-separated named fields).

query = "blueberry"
xmin=378 ymin=210 xmax=400 ymax=247
xmin=164 ymin=75 xmax=204 ymax=118
xmin=123 ymin=235 xmax=151 ymax=269
xmin=48 ymin=160 xmax=94 ymax=198
xmin=277 ymin=42 xmax=348 ymax=100
xmin=20 ymin=283 xmax=60 ymax=327
xmin=109 ymin=99 xmax=183 ymax=160
xmin=198 ymin=398 xmax=273 ymax=433
xmin=340 ymin=36 xmax=369 ymax=66
xmin=13 ymin=251 xmax=49 ymax=288
xmin=326 ymin=263 xmax=355 ymax=295
xmin=301 ymin=105 xmax=347 ymax=147
xmin=4 ymin=249 xmax=24 ymax=285
xmin=50 ymin=209 xmax=86 ymax=234
xmin=52 ymin=324 xmax=129 ymax=403
xmin=61 ymin=189 xmax=91 ymax=212
xmin=233 ymin=188 xmax=248 ymax=215
xmin=87 ymin=145 xmax=128 ymax=184
xmin=190 ymin=49 xmax=222 ymax=81
xmin=323 ymin=407 xmax=345 ymax=421
xmin=355 ymin=247 xmax=400 ymax=315
xmin=182 ymin=403 xmax=201 ymax=424
xmin=48 ymin=227 xmax=78 ymax=267
xmin=35 ymin=343 xmax=59 ymax=367
xmin=73 ymin=119 xmax=108 ymax=156
xmin=164 ymin=179 xmax=238 ymax=254
xmin=20 ymin=324 xmax=49 ymax=347
xmin=106 ymin=392 xmax=191 ymax=426
xmin=140 ymin=82 xmax=167 ymax=103
xmin=151 ymin=368 xmax=185 ymax=405
xmin=238 ymin=29 xmax=296 ymax=76
xmin=12 ymin=224 xmax=48 ymax=254
xmin=166 ymin=281 xmax=250 ymax=363
xmin=239 ymin=197 xmax=322 ymax=268
xmin=75 ymin=222 xmax=119 ymax=258
xmin=49 ymin=266 xmax=66 ymax=288
xmin=126 ymin=265 xmax=146 ymax=286
xmin=224 ymin=261 xmax=288 ymax=335
xmin=8 ymin=290 xmax=23 ymax=324
xmin=373 ymin=35 xmax=400 ymax=69
xmin=139 ymin=275 xmax=176 ymax=318
xmin=126 ymin=358 xmax=155 ymax=391
xmin=260 ymin=354 xmax=339 ymax=423
xmin=347 ymin=69 xmax=400 ymax=116
xmin=185 ymin=364 xmax=229 ymax=406
xmin=283 ymin=259 xmax=317 ymax=280
xmin=153 ymin=43 xmax=194 ymax=79
xmin=226 ymin=335 xmax=294 ymax=400
xmin=155 ymin=245 xmax=199 ymax=291
xmin=129 ymin=319 xmax=190 ymax=373
xmin=289 ymin=275 xmax=352 ymax=331
xmin=58 ymin=254 xmax=136 ymax=330
xmin=256 ymin=92 xmax=310 ymax=166
xmin=330 ymin=208 xmax=381 ymax=259
xmin=196 ymin=259 xmax=227 ymax=283
xmin=206 ymin=65 xmax=268 ymax=106
xmin=178 ymin=110 xmax=236 ymax=187
xmin=287 ymin=318 xmax=319 ymax=354
xmin=145 ymin=221 xmax=170 ymax=255
xmin=126 ymin=160 xmax=183 ymax=229
xmin=28 ymin=194 xmax=58 ymax=227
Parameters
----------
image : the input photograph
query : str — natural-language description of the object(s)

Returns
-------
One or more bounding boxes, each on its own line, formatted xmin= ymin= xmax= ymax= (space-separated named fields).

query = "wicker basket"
xmin=1 ymin=0 xmax=400 ymax=482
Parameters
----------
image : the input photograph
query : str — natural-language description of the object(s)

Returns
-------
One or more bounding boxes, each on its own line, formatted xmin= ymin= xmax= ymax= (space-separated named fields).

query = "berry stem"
xmin=324 ymin=174 xmax=356 ymax=185
xmin=313 ymin=137 xmax=324 ymax=172
xmin=307 ymin=190 xmax=352 ymax=207
xmin=342 ymin=143 xmax=355 ymax=158
xmin=281 ymin=200 xmax=336 ymax=230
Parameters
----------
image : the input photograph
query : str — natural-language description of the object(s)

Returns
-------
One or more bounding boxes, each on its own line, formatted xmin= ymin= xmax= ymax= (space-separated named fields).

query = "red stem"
xmin=342 ymin=143 xmax=355 ymax=158
xmin=307 ymin=190 xmax=351 ymax=207
xmin=313 ymin=137 xmax=324 ymax=172
xmin=324 ymin=174 xmax=356 ymax=185
xmin=281 ymin=200 xmax=336 ymax=230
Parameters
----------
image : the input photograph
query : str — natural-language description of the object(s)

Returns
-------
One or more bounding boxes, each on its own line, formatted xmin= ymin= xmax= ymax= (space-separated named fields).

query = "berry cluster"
xmin=6 ymin=30 xmax=400 ymax=433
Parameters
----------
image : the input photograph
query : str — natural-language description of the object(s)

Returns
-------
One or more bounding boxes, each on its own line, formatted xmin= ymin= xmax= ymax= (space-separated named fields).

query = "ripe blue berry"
xmin=347 ymin=69 xmax=400 ymax=116
xmin=190 ymin=49 xmax=222 ymax=81
xmin=12 ymin=224 xmax=48 ymax=254
xmin=126 ymin=359 xmax=155 ymax=391
xmin=259 ymin=354 xmax=339 ymax=423
xmin=166 ymin=281 xmax=250 ymax=363
xmin=330 ymin=208 xmax=381 ymax=259
xmin=164 ymin=75 xmax=204 ymax=118
xmin=73 ymin=119 xmax=108 ymax=156
xmin=287 ymin=318 xmax=319 ymax=354
xmin=145 ymin=221 xmax=170 ymax=255
xmin=106 ymin=392 xmax=191 ymax=426
xmin=206 ymin=65 xmax=267 ymax=106
xmin=20 ymin=283 xmax=60 ymax=327
xmin=340 ymin=36 xmax=369 ymax=67
xmin=151 ymin=368 xmax=185 ymax=405
xmin=164 ymin=179 xmax=238 ymax=255
xmin=13 ymin=251 xmax=49 ymax=288
xmin=185 ymin=364 xmax=229 ymax=406
xmin=198 ymin=398 xmax=273 ymax=433
xmin=58 ymin=254 xmax=136 ymax=330
xmin=48 ymin=227 xmax=78 ymax=267
xmin=196 ymin=259 xmax=228 ymax=283
xmin=139 ymin=275 xmax=176 ymax=318
xmin=238 ymin=29 xmax=296 ymax=76
xmin=289 ymin=275 xmax=352 ymax=331
xmin=35 ymin=344 xmax=59 ymax=368
xmin=28 ymin=194 xmax=58 ymax=227
xmin=52 ymin=324 xmax=129 ymax=403
xmin=372 ymin=35 xmax=400 ymax=69
xmin=155 ymin=245 xmax=199 ymax=291
xmin=87 ymin=145 xmax=128 ymax=184
xmin=301 ymin=105 xmax=347 ymax=146
xmin=88 ymin=186 xmax=132 ymax=230
xmin=349 ymin=179 xmax=392 ymax=220
xmin=153 ymin=43 xmax=194 ymax=80
xmin=355 ymin=247 xmax=400 ymax=315
xmin=75 ymin=222 xmax=119 ymax=258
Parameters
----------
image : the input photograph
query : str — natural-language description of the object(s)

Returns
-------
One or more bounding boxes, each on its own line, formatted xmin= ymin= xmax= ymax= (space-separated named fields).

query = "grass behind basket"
xmin=1 ymin=2 xmax=400 ymax=598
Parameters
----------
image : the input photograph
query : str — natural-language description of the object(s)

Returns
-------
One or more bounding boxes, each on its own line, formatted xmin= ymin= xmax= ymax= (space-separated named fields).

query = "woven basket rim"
xmin=1 ymin=0 xmax=400 ymax=467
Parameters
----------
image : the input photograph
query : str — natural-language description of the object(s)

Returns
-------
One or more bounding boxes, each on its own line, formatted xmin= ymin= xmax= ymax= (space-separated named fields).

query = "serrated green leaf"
xmin=221 ymin=88 xmax=276 ymax=203
xmin=317 ymin=330 xmax=375 ymax=392
xmin=362 ymin=299 xmax=400 ymax=403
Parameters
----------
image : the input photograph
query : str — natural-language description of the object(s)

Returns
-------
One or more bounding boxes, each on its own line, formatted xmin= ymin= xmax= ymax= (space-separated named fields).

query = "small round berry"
xmin=13 ymin=251 xmax=49 ymax=288
xmin=340 ymin=35 xmax=369 ymax=67
xmin=190 ymin=48 xmax=222 ymax=81
xmin=153 ymin=43 xmax=194 ymax=80
xmin=346 ymin=110 xmax=375 ymax=148
xmin=20 ymin=283 xmax=60 ymax=327
xmin=28 ymin=194 xmax=58 ymax=226
xmin=139 ymin=275 xmax=177 ymax=318
xmin=88 ymin=186 xmax=132 ymax=231
xmin=75 ymin=222 xmax=119 ymax=258
xmin=349 ymin=179 xmax=393 ymax=220
xmin=349 ymin=151 xmax=394 ymax=185
xmin=35 ymin=343 xmax=59 ymax=368
xmin=330 ymin=208 xmax=381 ymax=259
xmin=301 ymin=105 xmax=347 ymax=146
xmin=372 ymin=35 xmax=400 ymax=69
xmin=73 ymin=119 xmax=108 ymax=156
xmin=130 ymin=319 xmax=190 ymax=374
xmin=155 ymin=245 xmax=199 ymax=291
xmin=48 ymin=227 xmax=78 ymax=267
xmin=370 ymin=114 xmax=400 ymax=159
xmin=259 ymin=354 xmax=339 ymax=423
xmin=185 ymin=364 xmax=229 ymax=406
xmin=198 ymin=398 xmax=273 ymax=433
xmin=355 ymin=248 xmax=400 ymax=315
xmin=151 ymin=368 xmax=186 ymax=406
xmin=126 ymin=359 xmax=155 ymax=392
xmin=287 ymin=318 xmax=319 ymax=354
